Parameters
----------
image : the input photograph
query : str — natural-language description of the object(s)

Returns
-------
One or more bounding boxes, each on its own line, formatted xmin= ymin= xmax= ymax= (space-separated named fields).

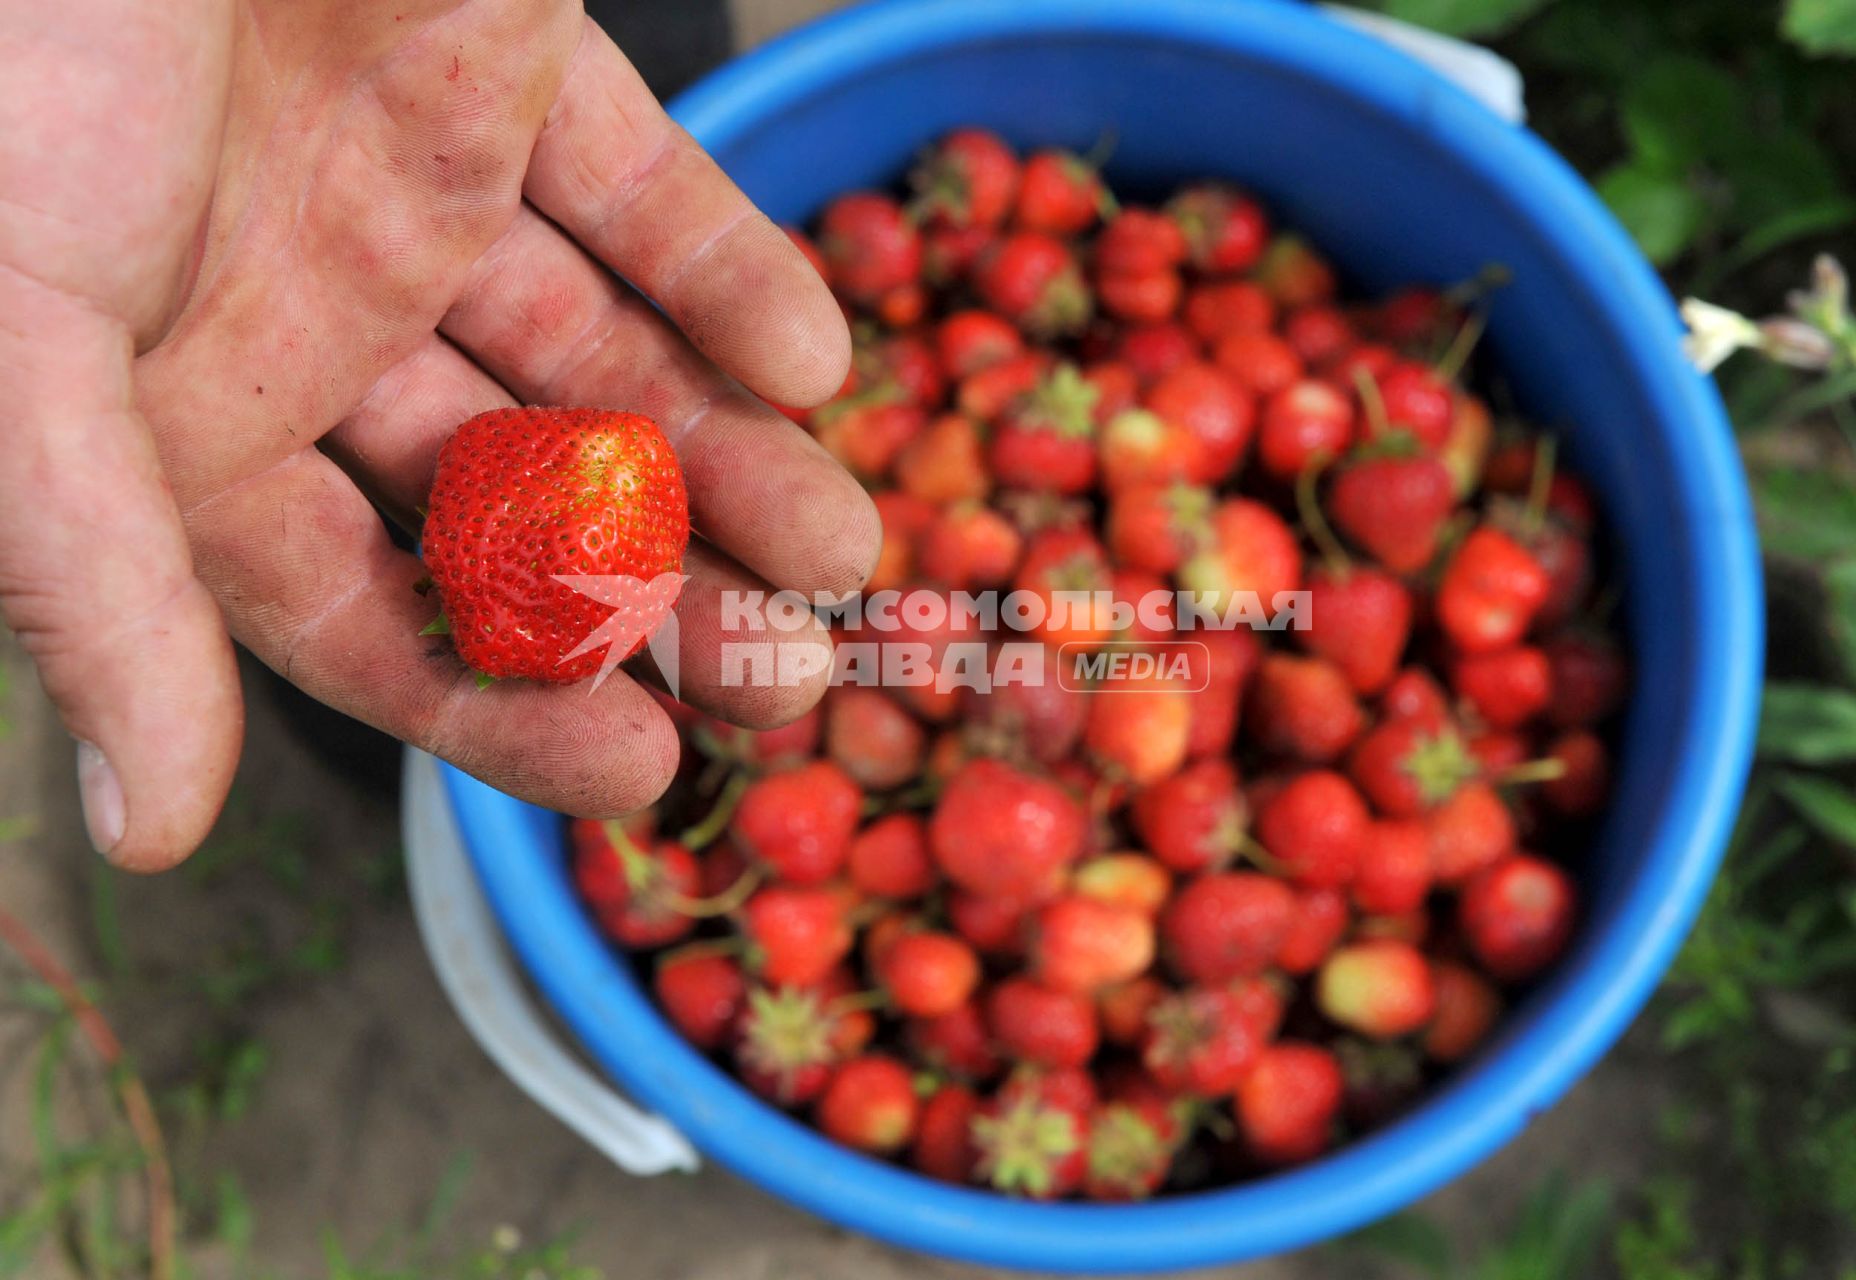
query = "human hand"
xmin=0 ymin=0 xmax=875 ymax=870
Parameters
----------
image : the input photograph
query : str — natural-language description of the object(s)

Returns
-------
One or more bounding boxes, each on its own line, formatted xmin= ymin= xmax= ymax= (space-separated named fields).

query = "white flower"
xmin=1680 ymin=297 xmax=1762 ymax=373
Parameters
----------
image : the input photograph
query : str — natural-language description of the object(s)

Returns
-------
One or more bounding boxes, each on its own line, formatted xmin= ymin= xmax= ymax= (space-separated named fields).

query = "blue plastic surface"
xmin=441 ymin=0 xmax=1763 ymax=1270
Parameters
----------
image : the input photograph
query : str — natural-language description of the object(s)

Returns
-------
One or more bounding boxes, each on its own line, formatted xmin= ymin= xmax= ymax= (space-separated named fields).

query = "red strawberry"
xmin=907 ymin=999 xmax=1003 ymax=1081
xmin=735 ymin=984 xmax=853 ymax=1105
xmin=813 ymin=390 xmax=926 ymax=480
xmin=653 ymin=947 xmax=747 ymax=1049
xmin=1369 ymin=361 xmax=1454 ymax=450
xmin=1099 ymin=976 xmax=1170 ymax=1047
xmin=1257 ymin=380 xmax=1355 ymax=482
xmin=1542 ymin=730 xmax=1609 ymax=817
xmin=895 ymin=413 xmax=990 ymax=506
xmin=1296 ymin=567 xmax=1412 ymax=695
xmin=1014 ymin=148 xmax=1109 ymax=235
xmin=1236 ymin=1042 xmax=1343 ymax=1166
xmin=1452 ymin=645 xmax=1551 ymax=729
xmin=1144 ymin=361 xmax=1255 ymax=483
xmin=1282 ymin=305 xmax=1355 ymax=368
xmin=572 ymin=824 xmax=701 ymax=949
xmin=878 ymin=931 xmax=982 ymax=1017
xmin=1082 ymin=359 xmax=1141 ymax=423
xmin=975 ymin=232 xmax=1093 ymax=337
xmin=1347 ymin=717 xmax=1479 ymax=817
xmin=1328 ymin=453 xmax=1456 ymax=574
xmin=961 ymin=676 xmax=1090 ymax=766
xmin=1098 ymin=408 xmax=1209 ymax=494
xmin=819 ymin=192 xmax=922 ymax=304
xmin=1248 ymin=654 xmax=1365 ymax=764
xmin=1131 ymin=759 xmax=1249 ymax=874
xmin=1083 ymin=1099 xmax=1180 ymax=1201
xmin=988 ymin=363 xmax=1101 ymax=493
xmin=1467 ymin=728 xmax=1530 ymax=778
xmin=1316 ymin=940 xmax=1436 ymax=1038
xmin=1544 ymin=630 xmax=1627 ymax=728
xmin=1098 ymin=268 xmax=1184 ymax=324
xmin=1184 ymin=279 xmax=1275 ymax=342
xmin=1073 ymin=854 xmax=1173 ymax=917
xmin=867 ymin=490 xmax=935 ymax=592
xmin=424 ymin=409 xmax=689 ymax=682
xmin=1423 ymin=961 xmax=1502 ymax=1063
xmin=1097 ymin=208 xmax=1189 ymax=274
xmin=743 ymin=885 xmax=854 ymax=988
xmin=1324 ymin=341 xmax=1397 ymax=395
xmin=1252 ymin=770 xmax=1370 ymax=888
xmin=1460 ymin=854 xmax=1576 ymax=981
xmin=1084 ymin=666 xmax=1193 ymax=785
xmin=935 ymin=308 xmax=1026 ymax=378
xmin=1256 ymin=234 xmax=1337 ymax=308
xmin=1212 ymin=329 xmax=1303 ymax=398
xmin=1179 ymin=629 xmax=1263 ymax=760
xmin=1426 ymin=781 xmax=1517 ymax=885
xmin=1275 ymin=886 xmax=1351 ymax=974
xmin=1142 ymin=984 xmax=1271 ymax=1095
xmin=1178 ymin=499 xmax=1303 ymax=617
xmin=972 ymin=1071 xmax=1090 ymax=1198
xmin=1369 ymin=286 xmax=1448 ymax=347
xmin=923 ymin=224 xmax=995 ymax=286
xmin=1110 ymin=569 xmax=1177 ymax=645
xmin=1380 ymin=666 xmax=1451 ymax=728
xmin=857 ymin=331 xmax=946 ymax=409
xmin=1112 ymin=321 xmax=1200 ymax=384
xmin=1014 ymin=527 xmax=1116 ymax=650
xmin=910 ymin=127 xmax=1020 ymax=229
xmin=913 ymin=1083 xmax=983 ymax=1182
xmin=949 ymin=890 xmax=1031 ymax=957
xmin=918 ymin=502 xmax=1025 ymax=589
xmin=692 ymin=707 xmax=821 ymax=769
xmin=986 ymin=977 xmax=1100 ymax=1069
xmin=930 ymin=759 xmax=1088 ymax=901
xmin=1436 ymin=528 xmax=1550 ymax=654
xmin=1160 ymin=872 xmax=1295 ymax=982
xmin=1352 ymin=819 xmax=1432 ymax=915
xmin=818 ymin=1054 xmax=919 ymax=1153
xmin=1167 ymin=183 xmax=1269 ymax=274
xmin=732 ymin=761 xmax=862 ymax=884
xmin=1031 ymin=895 xmax=1156 ymax=994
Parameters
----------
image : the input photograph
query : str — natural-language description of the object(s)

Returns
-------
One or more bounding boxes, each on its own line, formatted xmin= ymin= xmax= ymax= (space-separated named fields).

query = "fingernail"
xmin=76 ymin=741 xmax=125 ymax=855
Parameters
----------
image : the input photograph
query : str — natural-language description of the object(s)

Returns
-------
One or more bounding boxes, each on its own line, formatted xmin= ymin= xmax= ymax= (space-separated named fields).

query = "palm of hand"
xmin=0 ymin=0 xmax=872 ymax=867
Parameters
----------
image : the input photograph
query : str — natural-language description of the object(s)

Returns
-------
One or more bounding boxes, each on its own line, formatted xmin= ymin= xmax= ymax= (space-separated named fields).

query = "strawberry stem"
xmin=1496 ymin=757 xmax=1569 ymax=788
xmin=1352 ymin=366 xmax=1393 ymax=442
xmin=1434 ymin=308 xmax=1489 ymax=383
xmin=678 ymin=770 xmax=749 ymax=850
xmin=1294 ymin=455 xmax=1352 ymax=578
xmin=1523 ymin=434 xmax=1558 ymax=537
xmin=602 ymin=818 xmax=764 ymax=918
xmin=828 ymin=989 xmax=892 ymax=1017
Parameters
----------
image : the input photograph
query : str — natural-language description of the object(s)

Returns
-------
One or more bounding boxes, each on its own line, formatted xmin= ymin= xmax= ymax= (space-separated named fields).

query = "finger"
xmin=524 ymin=17 xmax=849 ymax=408
xmin=438 ymin=206 xmax=880 ymax=598
xmin=183 ymin=446 xmax=679 ymax=817
xmin=636 ymin=540 xmax=835 ymax=730
xmin=0 ymin=296 xmax=241 ymax=870
xmin=330 ymin=341 xmax=838 ymax=729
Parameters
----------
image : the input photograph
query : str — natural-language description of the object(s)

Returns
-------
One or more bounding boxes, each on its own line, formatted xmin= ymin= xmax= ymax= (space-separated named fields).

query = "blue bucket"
xmin=442 ymin=0 xmax=1763 ymax=1269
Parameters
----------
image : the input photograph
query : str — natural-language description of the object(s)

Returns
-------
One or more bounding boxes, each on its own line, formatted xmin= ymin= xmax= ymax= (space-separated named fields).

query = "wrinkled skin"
xmin=0 ymin=0 xmax=878 ymax=870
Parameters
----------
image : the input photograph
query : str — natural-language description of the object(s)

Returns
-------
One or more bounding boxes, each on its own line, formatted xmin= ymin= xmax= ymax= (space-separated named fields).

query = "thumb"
xmin=0 ymin=299 xmax=243 ymax=870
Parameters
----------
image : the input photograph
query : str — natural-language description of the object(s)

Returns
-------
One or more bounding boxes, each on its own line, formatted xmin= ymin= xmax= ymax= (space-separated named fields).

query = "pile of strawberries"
xmin=567 ymin=129 xmax=1626 ymax=1200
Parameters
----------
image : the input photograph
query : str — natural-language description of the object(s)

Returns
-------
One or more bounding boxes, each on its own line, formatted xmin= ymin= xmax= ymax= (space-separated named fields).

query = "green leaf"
xmin=1753 ymin=467 xmax=1856 ymax=560
xmin=1596 ymin=163 xmax=1707 ymax=265
xmin=1824 ymin=559 xmax=1856 ymax=685
xmin=1621 ymin=56 xmax=1749 ymax=172
xmin=1759 ymin=683 xmax=1856 ymax=763
xmin=418 ymin=612 xmax=450 ymax=637
xmin=1339 ymin=1211 xmax=1454 ymax=1278
xmin=1371 ymin=0 xmax=1560 ymax=38
xmin=1774 ymin=772 xmax=1856 ymax=847
xmin=1784 ymin=0 xmax=1856 ymax=56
